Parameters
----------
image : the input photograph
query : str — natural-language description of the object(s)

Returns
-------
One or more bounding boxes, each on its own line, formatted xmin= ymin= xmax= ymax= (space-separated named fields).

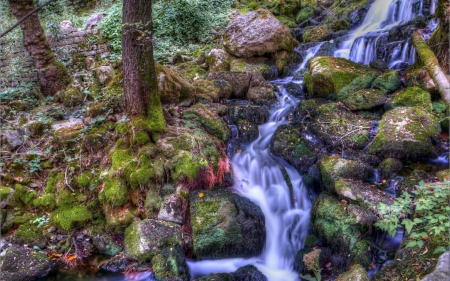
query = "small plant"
xmin=33 ymin=215 xmax=50 ymax=228
xmin=28 ymin=157 xmax=42 ymax=173
xmin=300 ymin=248 xmax=322 ymax=281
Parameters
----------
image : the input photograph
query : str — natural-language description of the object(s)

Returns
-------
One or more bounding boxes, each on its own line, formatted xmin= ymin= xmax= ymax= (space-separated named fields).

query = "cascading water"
xmin=188 ymin=44 xmax=324 ymax=281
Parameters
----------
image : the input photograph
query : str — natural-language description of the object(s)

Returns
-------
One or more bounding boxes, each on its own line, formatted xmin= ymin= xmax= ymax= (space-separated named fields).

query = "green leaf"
xmin=300 ymin=274 xmax=318 ymax=281
xmin=402 ymin=219 xmax=415 ymax=233
xmin=406 ymin=241 xmax=417 ymax=248
xmin=417 ymin=240 xmax=424 ymax=248
xmin=433 ymin=246 xmax=448 ymax=255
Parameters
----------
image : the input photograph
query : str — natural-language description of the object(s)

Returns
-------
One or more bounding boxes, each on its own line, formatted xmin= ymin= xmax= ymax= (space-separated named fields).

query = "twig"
xmin=65 ymin=166 xmax=75 ymax=192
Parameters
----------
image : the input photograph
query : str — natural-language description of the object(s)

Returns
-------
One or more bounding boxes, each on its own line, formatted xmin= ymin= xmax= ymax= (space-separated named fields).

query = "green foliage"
xmin=97 ymin=3 xmax=123 ymax=53
xmin=33 ymin=215 xmax=50 ymax=228
xmin=375 ymin=181 xmax=450 ymax=250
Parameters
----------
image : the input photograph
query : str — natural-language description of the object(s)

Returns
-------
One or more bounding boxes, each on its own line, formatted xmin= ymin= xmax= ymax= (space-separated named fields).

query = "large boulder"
xmin=368 ymin=107 xmax=441 ymax=159
xmin=304 ymin=56 xmax=378 ymax=100
xmin=156 ymin=64 xmax=194 ymax=104
xmin=207 ymin=49 xmax=231 ymax=72
xmin=223 ymin=9 xmax=298 ymax=58
xmin=151 ymin=244 xmax=190 ymax=281
xmin=182 ymin=103 xmax=229 ymax=141
xmin=124 ymin=219 xmax=186 ymax=260
xmin=0 ymin=246 xmax=54 ymax=281
xmin=384 ymin=86 xmax=433 ymax=112
xmin=421 ymin=252 xmax=450 ymax=281
xmin=192 ymin=79 xmax=232 ymax=102
xmin=208 ymin=72 xmax=252 ymax=98
xmin=338 ymin=89 xmax=387 ymax=111
xmin=190 ymin=189 xmax=265 ymax=260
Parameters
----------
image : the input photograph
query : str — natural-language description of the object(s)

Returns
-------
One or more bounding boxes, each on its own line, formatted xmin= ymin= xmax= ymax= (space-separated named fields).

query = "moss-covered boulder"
xmin=372 ymin=70 xmax=402 ymax=94
xmin=230 ymin=57 xmax=274 ymax=79
xmin=182 ymin=103 xmax=229 ymax=140
xmin=309 ymin=103 xmax=372 ymax=149
xmin=405 ymin=64 xmax=437 ymax=93
xmin=60 ymin=86 xmax=84 ymax=107
xmin=304 ymin=56 xmax=377 ymax=100
xmin=1 ymin=130 xmax=24 ymax=150
xmin=190 ymin=189 xmax=265 ymax=260
xmin=368 ymin=107 xmax=441 ymax=159
xmin=378 ymin=158 xmax=403 ymax=180
xmin=227 ymin=104 xmax=270 ymax=125
xmin=223 ymin=9 xmax=298 ymax=58
xmin=269 ymin=124 xmax=317 ymax=173
xmin=0 ymin=246 xmax=54 ymax=281
xmin=302 ymin=25 xmax=332 ymax=42
xmin=173 ymin=61 xmax=208 ymax=82
xmin=421 ymin=252 xmax=450 ymax=281
xmin=337 ymin=264 xmax=370 ymax=281
xmin=192 ymin=79 xmax=232 ymax=102
xmin=384 ymin=87 xmax=433 ymax=112
xmin=318 ymin=155 xmax=374 ymax=192
xmin=208 ymin=72 xmax=253 ymax=98
xmin=310 ymin=193 xmax=376 ymax=251
xmin=441 ymin=116 xmax=450 ymax=133
xmin=207 ymin=49 xmax=231 ymax=72
xmin=92 ymin=232 xmax=122 ymax=256
xmin=95 ymin=65 xmax=115 ymax=86
xmin=124 ymin=219 xmax=186 ymax=260
xmin=50 ymin=205 xmax=92 ymax=231
xmin=247 ymin=86 xmax=275 ymax=102
xmin=151 ymin=244 xmax=190 ymax=281
xmin=338 ymin=88 xmax=387 ymax=111
xmin=52 ymin=119 xmax=84 ymax=146
xmin=14 ymin=221 xmax=47 ymax=248
xmin=156 ymin=63 xmax=194 ymax=104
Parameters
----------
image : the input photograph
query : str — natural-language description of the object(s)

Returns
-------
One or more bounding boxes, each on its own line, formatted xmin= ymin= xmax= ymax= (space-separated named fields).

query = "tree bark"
xmin=8 ymin=0 xmax=71 ymax=96
xmin=411 ymin=31 xmax=450 ymax=106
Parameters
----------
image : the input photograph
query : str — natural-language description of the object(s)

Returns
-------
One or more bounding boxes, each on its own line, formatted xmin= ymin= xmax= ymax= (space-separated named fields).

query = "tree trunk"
xmin=8 ymin=0 xmax=71 ymax=96
xmin=122 ymin=0 xmax=166 ymax=132
xmin=411 ymin=31 xmax=450 ymax=106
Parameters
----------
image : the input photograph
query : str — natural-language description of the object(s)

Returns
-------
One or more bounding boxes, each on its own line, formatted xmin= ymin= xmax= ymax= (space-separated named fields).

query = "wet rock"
xmin=156 ymin=64 xmax=194 ymax=105
xmin=284 ymin=82 xmax=304 ymax=98
xmin=339 ymin=88 xmax=387 ymax=111
xmin=237 ymin=120 xmax=259 ymax=143
xmin=384 ymin=87 xmax=432 ymax=112
xmin=372 ymin=70 xmax=402 ymax=94
xmin=1 ymin=130 xmax=24 ymax=150
xmin=92 ymin=233 xmax=122 ymax=256
xmin=303 ymin=25 xmax=332 ymax=42
xmin=378 ymin=158 xmax=403 ymax=180
xmin=318 ymin=155 xmax=374 ymax=193
xmin=100 ymin=253 xmax=151 ymax=273
xmin=369 ymin=59 xmax=388 ymax=72
xmin=422 ymin=252 xmax=450 ymax=281
xmin=368 ymin=107 xmax=440 ymax=159
xmin=208 ymin=72 xmax=252 ymax=98
xmin=232 ymin=265 xmax=267 ymax=281
xmin=337 ymin=264 xmax=370 ymax=281
xmin=311 ymin=193 xmax=376 ymax=251
xmin=157 ymin=194 xmax=185 ymax=225
xmin=95 ymin=65 xmax=115 ymax=85
xmin=227 ymin=104 xmax=270 ymax=125
xmin=207 ymin=49 xmax=231 ymax=72
xmin=337 ymin=74 xmax=378 ymax=99
xmin=269 ymin=124 xmax=317 ymax=173
xmin=304 ymin=56 xmax=377 ymax=100
xmin=85 ymin=12 xmax=104 ymax=30
xmin=194 ymin=273 xmax=235 ymax=281
xmin=190 ymin=189 xmax=265 ymax=260
xmin=0 ymin=246 xmax=54 ymax=281
xmin=124 ymin=219 xmax=186 ymax=260
xmin=192 ymin=79 xmax=232 ymax=102
xmin=182 ymin=103 xmax=229 ymax=140
xmin=151 ymin=244 xmax=190 ymax=281
xmin=247 ymin=86 xmax=274 ymax=102
xmin=223 ymin=9 xmax=298 ymax=58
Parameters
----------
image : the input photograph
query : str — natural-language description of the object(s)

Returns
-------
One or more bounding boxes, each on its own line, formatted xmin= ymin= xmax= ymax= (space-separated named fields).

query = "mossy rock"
xmin=124 ymin=219 xmax=185 ymax=260
xmin=336 ymin=73 xmax=377 ymax=97
xmin=32 ymin=193 xmax=56 ymax=211
xmin=337 ymin=264 xmax=370 ymax=281
xmin=378 ymin=158 xmax=403 ymax=180
xmin=85 ymin=101 xmax=106 ymax=118
xmin=304 ymin=56 xmax=378 ymax=100
xmin=405 ymin=65 xmax=437 ymax=93
xmin=14 ymin=221 xmax=47 ymax=248
xmin=227 ymin=104 xmax=270 ymax=125
xmin=351 ymin=241 xmax=372 ymax=268
xmin=207 ymin=49 xmax=231 ymax=72
xmin=61 ymin=86 xmax=84 ymax=107
xmin=302 ymin=25 xmax=332 ymax=42
xmin=190 ymin=189 xmax=265 ymax=260
xmin=50 ymin=205 xmax=92 ymax=231
xmin=230 ymin=57 xmax=272 ymax=79
xmin=192 ymin=79 xmax=232 ymax=102
xmin=182 ymin=103 xmax=229 ymax=140
xmin=155 ymin=63 xmax=195 ymax=105
xmin=372 ymin=70 xmax=402 ymax=94
xmin=318 ymin=155 xmax=374 ymax=192
xmin=338 ymin=88 xmax=387 ymax=111
xmin=232 ymin=265 xmax=267 ymax=281
xmin=52 ymin=119 xmax=84 ymax=145
xmin=194 ymin=273 xmax=235 ymax=281
xmin=11 ymin=184 xmax=37 ymax=206
xmin=104 ymin=205 xmax=137 ymax=234
xmin=91 ymin=232 xmax=122 ymax=256
xmin=173 ymin=61 xmax=208 ymax=82
xmin=384 ymin=87 xmax=432 ymax=112
xmin=145 ymin=188 xmax=163 ymax=219
xmin=57 ymin=188 xmax=75 ymax=207
xmin=236 ymin=120 xmax=259 ymax=143
xmin=310 ymin=193 xmax=376 ymax=251
xmin=207 ymin=72 xmax=253 ymax=99
xmin=246 ymin=86 xmax=275 ymax=102
xmin=100 ymin=178 xmax=128 ymax=207
xmin=433 ymin=100 xmax=449 ymax=117
xmin=368 ymin=107 xmax=441 ymax=159
xmin=151 ymin=244 xmax=190 ymax=281
xmin=295 ymin=6 xmax=314 ymax=23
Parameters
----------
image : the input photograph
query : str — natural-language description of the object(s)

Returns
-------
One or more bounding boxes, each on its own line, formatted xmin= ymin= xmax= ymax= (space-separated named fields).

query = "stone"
xmin=192 ymin=79 xmax=232 ymax=102
xmin=207 ymin=49 xmax=231 ymax=72
xmin=208 ymin=72 xmax=252 ymax=99
xmin=227 ymin=104 xmax=270 ymax=125
xmin=384 ymin=86 xmax=432 ymax=112
xmin=124 ymin=219 xmax=186 ymax=260
xmin=95 ymin=65 xmax=115 ymax=85
xmin=92 ymin=233 xmax=122 ymax=256
xmin=223 ymin=9 xmax=298 ymax=58
xmin=369 ymin=59 xmax=388 ymax=72
xmin=304 ymin=56 xmax=378 ymax=100
xmin=302 ymin=25 xmax=332 ymax=42
xmin=151 ymin=244 xmax=190 ymax=281
xmin=232 ymin=265 xmax=267 ymax=281
xmin=230 ymin=57 xmax=273 ymax=79
xmin=421 ymin=252 xmax=450 ymax=281
xmin=157 ymin=194 xmax=185 ymax=225
xmin=247 ymin=86 xmax=274 ymax=102
xmin=0 ymin=246 xmax=54 ymax=281
xmin=52 ymin=118 xmax=84 ymax=145
xmin=190 ymin=189 xmax=265 ymax=260
xmin=60 ymin=20 xmax=73 ymax=30
xmin=85 ymin=13 xmax=105 ymax=30
xmin=182 ymin=103 xmax=229 ymax=140
xmin=1 ymin=130 xmax=24 ymax=150
xmin=372 ymin=70 xmax=402 ymax=94
xmin=173 ymin=61 xmax=208 ymax=82
xmin=338 ymin=88 xmax=387 ymax=111
xmin=156 ymin=64 xmax=194 ymax=104
xmin=368 ymin=107 xmax=441 ymax=159
xmin=61 ymin=86 xmax=84 ymax=107
xmin=337 ymin=264 xmax=370 ymax=281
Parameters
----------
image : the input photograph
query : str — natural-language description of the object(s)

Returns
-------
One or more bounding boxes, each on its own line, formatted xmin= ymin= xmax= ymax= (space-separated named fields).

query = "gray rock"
xmin=95 ymin=65 xmax=115 ymax=85
xmin=223 ymin=9 xmax=298 ymax=58
xmin=1 ymin=130 xmax=24 ymax=150
xmin=157 ymin=194 xmax=185 ymax=225
xmin=59 ymin=20 xmax=73 ymax=30
xmin=0 ymin=246 xmax=54 ymax=281
xmin=85 ymin=13 xmax=105 ymax=30
xmin=337 ymin=264 xmax=370 ymax=281
xmin=421 ymin=252 xmax=450 ymax=281
xmin=207 ymin=49 xmax=231 ymax=72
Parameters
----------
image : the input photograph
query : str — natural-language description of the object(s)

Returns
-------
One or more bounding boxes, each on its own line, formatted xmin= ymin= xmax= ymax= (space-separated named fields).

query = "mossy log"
xmin=411 ymin=31 xmax=450 ymax=106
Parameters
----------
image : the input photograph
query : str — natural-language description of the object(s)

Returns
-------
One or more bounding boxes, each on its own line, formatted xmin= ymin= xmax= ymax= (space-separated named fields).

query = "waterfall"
xmin=188 ymin=44 xmax=324 ymax=281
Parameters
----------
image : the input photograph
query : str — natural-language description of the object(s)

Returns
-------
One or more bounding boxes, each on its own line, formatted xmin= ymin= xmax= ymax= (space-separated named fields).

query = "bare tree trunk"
xmin=8 ymin=0 xmax=71 ymax=96
xmin=122 ymin=0 xmax=166 ymax=132
xmin=411 ymin=31 xmax=450 ymax=106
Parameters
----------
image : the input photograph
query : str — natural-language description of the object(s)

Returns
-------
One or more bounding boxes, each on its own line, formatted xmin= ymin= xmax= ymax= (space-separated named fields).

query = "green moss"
xmin=105 ymin=72 xmax=124 ymax=97
xmin=144 ymin=188 xmax=163 ymax=218
xmin=101 ymin=178 xmax=128 ymax=207
xmin=14 ymin=221 xmax=46 ymax=247
xmin=0 ymin=186 xmax=13 ymax=198
xmin=151 ymin=245 xmax=189 ymax=281
xmin=134 ymin=131 xmax=150 ymax=145
xmin=57 ymin=188 xmax=75 ymax=207
xmin=296 ymin=6 xmax=314 ymax=23
xmin=351 ymin=240 xmax=372 ymax=267
xmin=129 ymin=154 xmax=154 ymax=189
xmin=385 ymin=87 xmax=432 ymax=111
xmin=432 ymin=100 xmax=448 ymax=116
xmin=33 ymin=193 xmax=56 ymax=211
xmin=173 ymin=61 xmax=208 ymax=82
xmin=50 ymin=205 xmax=92 ymax=231
xmin=372 ymin=70 xmax=402 ymax=94
xmin=71 ymin=52 xmax=87 ymax=70
xmin=111 ymin=149 xmax=133 ymax=170
xmin=303 ymin=25 xmax=331 ymax=42
xmin=77 ymin=171 xmax=92 ymax=188
xmin=14 ymin=184 xmax=37 ymax=205
xmin=173 ymin=152 xmax=202 ymax=180
xmin=182 ymin=103 xmax=229 ymax=140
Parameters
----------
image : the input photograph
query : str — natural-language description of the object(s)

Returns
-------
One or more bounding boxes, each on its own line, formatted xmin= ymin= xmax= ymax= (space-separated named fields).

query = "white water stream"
xmin=188 ymin=45 xmax=324 ymax=281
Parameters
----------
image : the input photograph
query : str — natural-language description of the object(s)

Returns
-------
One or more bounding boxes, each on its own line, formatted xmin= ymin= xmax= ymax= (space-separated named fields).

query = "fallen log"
xmin=411 ymin=30 xmax=450 ymax=106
